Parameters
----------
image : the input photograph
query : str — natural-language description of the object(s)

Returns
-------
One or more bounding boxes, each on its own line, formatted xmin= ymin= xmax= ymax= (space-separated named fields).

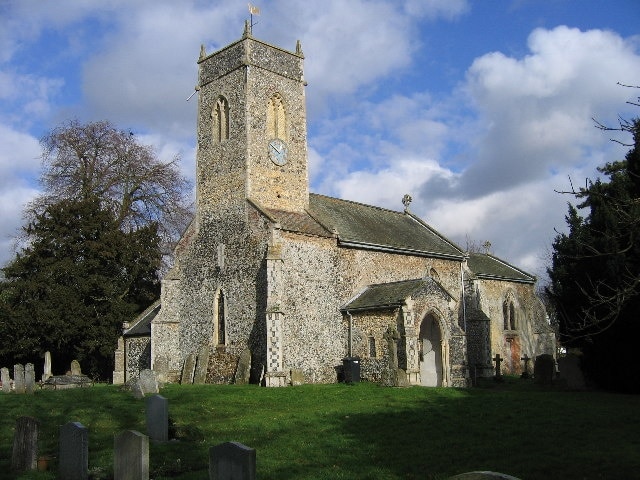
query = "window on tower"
xmin=213 ymin=96 xmax=229 ymax=142
xmin=267 ymin=93 xmax=286 ymax=140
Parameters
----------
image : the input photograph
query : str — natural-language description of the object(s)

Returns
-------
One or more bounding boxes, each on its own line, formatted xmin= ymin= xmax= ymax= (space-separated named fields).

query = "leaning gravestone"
xmin=209 ymin=441 xmax=256 ymax=480
xmin=1 ymin=367 xmax=11 ymax=393
xmin=194 ymin=347 xmax=210 ymax=384
xmin=11 ymin=416 xmax=39 ymax=472
xmin=14 ymin=364 xmax=25 ymax=394
xmin=235 ymin=348 xmax=252 ymax=385
xmin=25 ymin=363 xmax=36 ymax=394
xmin=534 ymin=354 xmax=555 ymax=385
xmin=146 ymin=395 xmax=168 ymax=442
xmin=59 ymin=422 xmax=88 ymax=480
xmin=181 ymin=354 xmax=196 ymax=384
xmin=557 ymin=354 xmax=586 ymax=390
xmin=114 ymin=430 xmax=149 ymax=480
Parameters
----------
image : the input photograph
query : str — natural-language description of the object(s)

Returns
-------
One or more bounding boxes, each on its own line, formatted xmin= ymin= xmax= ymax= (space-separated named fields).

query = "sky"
xmin=1 ymin=0 xmax=640 ymax=282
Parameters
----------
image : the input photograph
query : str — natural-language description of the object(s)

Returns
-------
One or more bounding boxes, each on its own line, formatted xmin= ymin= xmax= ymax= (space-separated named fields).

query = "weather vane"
xmin=248 ymin=3 xmax=260 ymax=34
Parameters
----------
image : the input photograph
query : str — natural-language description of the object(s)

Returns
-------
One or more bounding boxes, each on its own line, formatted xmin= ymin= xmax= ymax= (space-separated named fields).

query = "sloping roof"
xmin=307 ymin=194 xmax=464 ymax=259
xmin=124 ymin=301 xmax=160 ymax=337
xmin=466 ymin=253 xmax=535 ymax=284
xmin=260 ymin=206 xmax=334 ymax=238
xmin=342 ymin=277 xmax=452 ymax=312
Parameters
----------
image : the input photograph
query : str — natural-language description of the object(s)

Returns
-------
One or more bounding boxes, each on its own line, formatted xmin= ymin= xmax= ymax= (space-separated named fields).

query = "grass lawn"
xmin=1 ymin=378 xmax=639 ymax=479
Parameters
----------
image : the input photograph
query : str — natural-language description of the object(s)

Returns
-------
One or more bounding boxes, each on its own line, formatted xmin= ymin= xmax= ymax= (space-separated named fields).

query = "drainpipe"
xmin=346 ymin=310 xmax=353 ymax=357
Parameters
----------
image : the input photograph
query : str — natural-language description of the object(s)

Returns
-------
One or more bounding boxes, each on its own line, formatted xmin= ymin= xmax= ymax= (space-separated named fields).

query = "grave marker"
xmin=43 ymin=351 xmax=52 ymax=382
xmin=25 ymin=363 xmax=36 ymax=394
xmin=520 ymin=355 xmax=531 ymax=379
xmin=534 ymin=354 xmax=555 ymax=385
xmin=59 ymin=422 xmax=88 ymax=480
xmin=138 ymin=369 xmax=159 ymax=395
xmin=14 ymin=364 xmax=25 ymax=393
xmin=1 ymin=367 xmax=10 ymax=393
xmin=114 ymin=430 xmax=149 ymax=480
xmin=194 ymin=347 xmax=210 ymax=384
xmin=557 ymin=354 xmax=586 ymax=390
xmin=209 ymin=441 xmax=256 ymax=480
xmin=181 ymin=354 xmax=196 ymax=384
xmin=146 ymin=395 xmax=168 ymax=442
xmin=235 ymin=348 xmax=252 ymax=385
xmin=492 ymin=354 xmax=503 ymax=379
xmin=11 ymin=416 xmax=39 ymax=472
xmin=71 ymin=360 xmax=82 ymax=376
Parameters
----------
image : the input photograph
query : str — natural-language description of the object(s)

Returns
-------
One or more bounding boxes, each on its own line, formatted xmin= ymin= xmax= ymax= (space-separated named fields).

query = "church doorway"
xmin=419 ymin=313 xmax=443 ymax=386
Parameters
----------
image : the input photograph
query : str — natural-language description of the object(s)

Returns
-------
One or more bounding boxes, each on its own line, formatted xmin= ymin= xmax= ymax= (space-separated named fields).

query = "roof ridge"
xmin=310 ymin=192 xmax=404 ymax=216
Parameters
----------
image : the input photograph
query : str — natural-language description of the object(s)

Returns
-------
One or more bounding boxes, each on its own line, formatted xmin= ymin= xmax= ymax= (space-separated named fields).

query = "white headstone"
xmin=25 ymin=363 xmax=35 ymax=394
xmin=13 ymin=364 xmax=25 ymax=394
xmin=43 ymin=351 xmax=52 ymax=382
xmin=1 ymin=367 xmax=11 ymax=393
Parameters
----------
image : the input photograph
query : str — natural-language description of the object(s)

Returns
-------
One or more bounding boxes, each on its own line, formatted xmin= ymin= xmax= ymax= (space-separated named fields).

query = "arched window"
xmin=212 ymin=96 xmax=229 ymax=142
xmin=216 ymin=290 xmax=226 ymax=345
xmin=503 ymin=297 xmax=517 ymax=330
xmin=267 ymin=93 xmax=286 ymax=140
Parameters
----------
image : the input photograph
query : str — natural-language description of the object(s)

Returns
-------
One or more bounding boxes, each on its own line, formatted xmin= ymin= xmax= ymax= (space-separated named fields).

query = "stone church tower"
xmin=115 ymin=24 xmax=555 ymax=387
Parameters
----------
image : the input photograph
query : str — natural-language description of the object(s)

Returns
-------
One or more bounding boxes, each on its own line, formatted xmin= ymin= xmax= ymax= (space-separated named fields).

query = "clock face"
xmin=268 ymin=139 xmax=288 ymax=166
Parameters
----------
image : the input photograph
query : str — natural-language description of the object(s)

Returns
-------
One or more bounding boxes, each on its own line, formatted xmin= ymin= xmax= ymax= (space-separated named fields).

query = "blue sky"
xmin=1 ymin=0 xmax=640 ymax=281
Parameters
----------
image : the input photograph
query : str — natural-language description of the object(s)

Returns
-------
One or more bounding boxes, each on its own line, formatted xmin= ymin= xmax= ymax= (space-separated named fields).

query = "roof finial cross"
xmin=402 ymin=194 xmax=412 ymax=213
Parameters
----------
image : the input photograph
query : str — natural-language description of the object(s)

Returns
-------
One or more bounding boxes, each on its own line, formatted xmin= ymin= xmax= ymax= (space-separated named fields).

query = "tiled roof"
xmin=261 ymin=207 xmax=333 ymax=238
xmin=466 ymin=253 xmax=535 ymax=284
xmin=342 ymin=277 xmax=451 ymax=311
xmin=307 ymin=194 xmax=464 ymax=259
xmin=124 ymin=301 xmax=160 ymax=337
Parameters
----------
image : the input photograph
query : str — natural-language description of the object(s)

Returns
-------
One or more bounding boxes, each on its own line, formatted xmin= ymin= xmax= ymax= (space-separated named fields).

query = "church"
xmin=113 ymin=23 xmax=555 ymax=387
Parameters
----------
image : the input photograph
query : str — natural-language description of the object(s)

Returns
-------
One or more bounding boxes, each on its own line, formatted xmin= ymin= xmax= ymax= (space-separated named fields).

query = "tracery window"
xmin=267 ymin=93 xmax=286 ymax=140
xmin=212 ymin=96 xmax=229 ymax=142
xmin=503 ymin=297 xmax=517 ymax=330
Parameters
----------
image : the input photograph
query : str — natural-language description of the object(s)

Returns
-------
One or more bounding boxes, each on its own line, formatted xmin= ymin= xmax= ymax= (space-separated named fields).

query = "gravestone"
xmin=209 ymin=441 xmax=256 ymax=480
xmin=290 ymin=369 xmax=304 ymax=386
xmin=146 ymin=395 xmax=168 ymax=442
xmin=1 ymin=367 xmax=11 ymax=393
xmin=59 ymin=422 xmax=88 ymax=480
xmin=71 ymin=360 xmax=82 ymax=376
xmin=382 ymin=326 xmax=401 ymax=386
xmin=181 ymin=354 xmax=196 ymax=384
xmin=154 ymin=356 xmax=170 ymax=384
xmin=114 ymin=430 xmax=149 ymax=480
xmin=11 ymin=416 xmax=39 ymax=472
xmin=14 ymin=364 xmax=25 ymax=394
xmin=520 ymin=354 xmax=531 ymax=379
xmin=43 ymin=351 xmax=52 ymax=382
xmin=138 ymin=369 xmax=159 ymax=395
xmin=534 ymin=354 xmax=555 ymax=385
xmin=235 ymin=348 xmax=252 ymax=385
xmin=557 ymin=354 xmax=586 ymax=390
xmin=194 ymin=347 xmax=210 ymax=384
xmin=492 ymin=354 xmax=503 ymax=379
xmin=25 ymin=363 xmax=36 ymax=394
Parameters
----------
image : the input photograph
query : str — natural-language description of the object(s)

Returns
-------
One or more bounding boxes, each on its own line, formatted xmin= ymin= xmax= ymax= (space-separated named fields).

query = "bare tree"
xmin=31 ymin=119 xmax=193 ymax=249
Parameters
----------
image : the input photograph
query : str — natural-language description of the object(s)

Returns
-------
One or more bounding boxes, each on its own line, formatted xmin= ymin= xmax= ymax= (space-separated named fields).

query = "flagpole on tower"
xmin=248 ymin=4 xmax=260 ymax=34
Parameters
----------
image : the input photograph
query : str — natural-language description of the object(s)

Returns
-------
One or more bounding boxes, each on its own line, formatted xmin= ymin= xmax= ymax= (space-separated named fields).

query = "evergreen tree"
xmin=548 ymin=119 xmax=640 ymax=392
xmin=0 ymin=196 xmax=160 ymax=379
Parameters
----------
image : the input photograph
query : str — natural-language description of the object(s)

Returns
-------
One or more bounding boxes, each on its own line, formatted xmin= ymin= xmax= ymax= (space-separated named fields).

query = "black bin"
xmin=342 ymin=357 xmax=360 ymax=383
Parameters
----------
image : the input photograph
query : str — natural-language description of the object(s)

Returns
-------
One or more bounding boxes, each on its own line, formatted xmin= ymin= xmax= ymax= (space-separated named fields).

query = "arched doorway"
xmin=419 ymin=313 xmax=443 ymax=386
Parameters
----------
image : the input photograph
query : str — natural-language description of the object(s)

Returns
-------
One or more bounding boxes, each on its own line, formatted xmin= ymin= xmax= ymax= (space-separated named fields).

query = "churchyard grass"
xmin=1 ymin=379 xmax=639 ymax=479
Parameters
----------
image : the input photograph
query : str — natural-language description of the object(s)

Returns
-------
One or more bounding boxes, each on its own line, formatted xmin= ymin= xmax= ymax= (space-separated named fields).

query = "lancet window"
xmin=212 ymin=96 xmax=229 ymax=142
xmin=267 ymin=93 xmax=286 ymax=140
